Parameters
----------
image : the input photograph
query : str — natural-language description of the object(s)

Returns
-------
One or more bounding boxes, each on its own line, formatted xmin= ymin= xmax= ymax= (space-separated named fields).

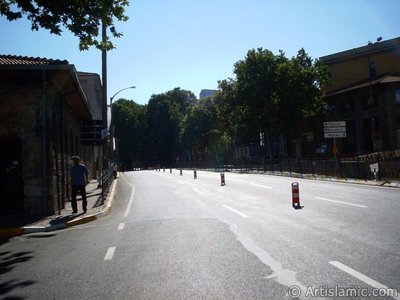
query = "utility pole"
xmin=102 ymin=20 xmax=108 ymax=170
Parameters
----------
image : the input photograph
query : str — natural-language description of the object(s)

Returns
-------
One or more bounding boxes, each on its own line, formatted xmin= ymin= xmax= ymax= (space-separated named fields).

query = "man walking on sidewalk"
xmin=70 ymin=156 xmax=89 ymax=214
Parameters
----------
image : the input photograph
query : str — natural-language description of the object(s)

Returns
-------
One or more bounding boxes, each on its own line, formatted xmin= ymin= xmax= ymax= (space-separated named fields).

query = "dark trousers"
xmin=71 ymin=185 xmax=87 ymax=213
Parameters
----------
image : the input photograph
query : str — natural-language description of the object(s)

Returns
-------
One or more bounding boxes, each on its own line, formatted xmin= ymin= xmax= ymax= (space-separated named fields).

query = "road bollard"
xmin=170 ymin=168 xmax=172 ymax=173
xmin=180 ymin=169 xmax=183 ymax=176
xmin=163 ymin=168 xmax=165 ymax=172
xmin=221 ymin=173 xmax=225 ymax=186
xmin=194 ymin=169 xmax=197 ymax=179
xmin=291 ymin=182 xmax=303 ymax=209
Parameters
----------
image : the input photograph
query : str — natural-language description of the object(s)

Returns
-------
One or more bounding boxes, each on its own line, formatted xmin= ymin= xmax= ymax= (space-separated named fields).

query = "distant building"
xmin=0 ymin=55 xmax=102 ymax=216
xmin=319 ymin=37 xmax=400 ymax=156
xmin=199 ymin=89 xmax=217 ymax=99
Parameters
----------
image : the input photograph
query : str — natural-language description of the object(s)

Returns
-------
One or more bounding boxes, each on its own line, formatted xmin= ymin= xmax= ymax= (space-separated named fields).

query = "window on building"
xmin=361 ymin=92 xmax=379 ymax=109
xmin=369 ymin=62 xmax=376 ymax=79
xmin=395 ymin=90 xmax=400 ymax=104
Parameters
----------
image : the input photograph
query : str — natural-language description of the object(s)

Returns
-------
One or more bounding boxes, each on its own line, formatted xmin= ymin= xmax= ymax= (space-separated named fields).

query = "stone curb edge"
xmin=0 ymin=179 xmax=118 ymax=237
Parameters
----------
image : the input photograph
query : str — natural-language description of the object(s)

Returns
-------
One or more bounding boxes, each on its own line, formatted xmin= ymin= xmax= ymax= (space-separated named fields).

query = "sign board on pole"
xmin=324 ymin=132 xmax=347 ymax=138
xmin=324 ymin=121 xmax=346 ymax=139
xmin=324 ymin=127 xmax=347 ymax=133
xmin=324 ymin=121 xmax=346 ymax=127
xmin=81 ymin=120 xmax=104 ymax=145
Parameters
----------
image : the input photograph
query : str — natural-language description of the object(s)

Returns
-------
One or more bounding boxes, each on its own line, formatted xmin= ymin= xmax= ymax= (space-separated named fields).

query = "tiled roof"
xmin=0 ymin=54 xmax=68 ymax=66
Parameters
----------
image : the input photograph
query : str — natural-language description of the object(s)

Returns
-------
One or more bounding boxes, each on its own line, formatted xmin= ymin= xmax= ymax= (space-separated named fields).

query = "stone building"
xmin=319 ymin=37 xmax=400 ymax=156
xmin=0 ymin=55 xmax=102 ymax=216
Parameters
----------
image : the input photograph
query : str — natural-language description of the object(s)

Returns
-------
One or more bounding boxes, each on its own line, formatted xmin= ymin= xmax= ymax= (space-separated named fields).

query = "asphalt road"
xmin=1 ymin=170 xmax=399 ymax=299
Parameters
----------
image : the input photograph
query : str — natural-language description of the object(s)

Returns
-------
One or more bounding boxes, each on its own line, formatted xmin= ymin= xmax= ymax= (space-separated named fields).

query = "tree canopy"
xmin=112 ymin=48 xmax=329 ymax=169
xmin=0 ymin=0 xmax=129 ymax=50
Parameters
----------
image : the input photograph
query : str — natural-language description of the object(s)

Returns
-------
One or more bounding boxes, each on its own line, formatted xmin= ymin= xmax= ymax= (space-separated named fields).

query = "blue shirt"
xmin=70 ymin=164 xmax=89 ymax=186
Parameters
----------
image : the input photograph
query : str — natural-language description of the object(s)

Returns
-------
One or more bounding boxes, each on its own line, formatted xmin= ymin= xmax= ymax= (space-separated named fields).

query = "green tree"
xmin=274 ymin=49 xmax=329 ymax=135
xmin=233 ymin=47 xmax=329 ymax=153
xmin=112 ymin=99 xmax=147 ymax=170
xmin=0 ymin=0 xmax=129 ymax=50
xmin=234 ymin=48 xmax=278 ymax=143
xmin=147 ymin=88 xmax=197 ymax=166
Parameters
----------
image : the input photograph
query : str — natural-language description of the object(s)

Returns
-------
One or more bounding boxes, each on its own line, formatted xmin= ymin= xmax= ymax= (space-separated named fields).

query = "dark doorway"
xmin=0 ymin=140 xmax=24 ymax=214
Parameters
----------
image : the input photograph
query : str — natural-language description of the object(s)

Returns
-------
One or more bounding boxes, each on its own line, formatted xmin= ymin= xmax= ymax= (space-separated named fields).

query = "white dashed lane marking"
xmin=222 ymin=205 xmax=249 ymax=218
xmin=124 ymin=187 xmax=135 ymax=217
xmin=330 ymin=261 xmax=400 ymax=300
xmin=314 ymin=197 xmax=367 ymax=208
xmin=104 ymin=247 xmax=116 ymax=260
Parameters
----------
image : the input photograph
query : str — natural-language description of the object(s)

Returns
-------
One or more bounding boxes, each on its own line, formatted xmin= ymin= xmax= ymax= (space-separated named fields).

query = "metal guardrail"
xmin=178 ymin=151 xmax=400 ymax=181
xmin=101 ymin=167 xmax=116 ymax=203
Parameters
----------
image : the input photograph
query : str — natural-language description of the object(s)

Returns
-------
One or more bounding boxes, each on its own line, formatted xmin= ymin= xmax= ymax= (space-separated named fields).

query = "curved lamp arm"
xmin=110 ymin=86 xmax=136 ymax=104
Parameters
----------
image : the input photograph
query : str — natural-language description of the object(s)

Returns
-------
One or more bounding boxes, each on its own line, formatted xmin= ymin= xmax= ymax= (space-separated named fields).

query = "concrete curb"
xmin=0 ymin=179 xmax=118 ymax=237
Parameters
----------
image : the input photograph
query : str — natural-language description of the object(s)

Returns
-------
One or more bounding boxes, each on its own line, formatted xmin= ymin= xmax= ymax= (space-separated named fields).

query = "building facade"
xmin=199 ymin=89 xmax=217 ymax=99
xmin=0 ymin=55 xmax=102 ymax=216
xmin=316 ymin=37 xmax=400 ymax=156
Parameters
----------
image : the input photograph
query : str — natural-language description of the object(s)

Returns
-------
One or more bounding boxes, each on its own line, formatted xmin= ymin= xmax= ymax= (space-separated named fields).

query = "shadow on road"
xmin=0 ymin=251 xmax=35 ymax=298
xmin=49 ymin=214 xmax=83 ymax=225
xmin=26 ymin=234 xmax=56 ymax=239
xmin=0 ymin=251 xmax=33 ymax=275
xmin=0 ymin=279 xmax=35 ymax=299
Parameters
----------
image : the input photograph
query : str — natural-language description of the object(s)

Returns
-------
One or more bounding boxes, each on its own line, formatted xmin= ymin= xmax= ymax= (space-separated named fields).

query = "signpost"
xmin=81 ymin=120 xmax=105 ymax=146
xmin=324 ymin=121 xmax=346 ymax=157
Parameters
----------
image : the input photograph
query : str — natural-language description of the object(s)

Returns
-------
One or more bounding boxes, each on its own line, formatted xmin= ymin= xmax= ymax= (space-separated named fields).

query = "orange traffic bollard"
xmin=221 ymin=173 xmax=225 ymax=186
xmin=291 ymin=182 xmax=303 ymax=209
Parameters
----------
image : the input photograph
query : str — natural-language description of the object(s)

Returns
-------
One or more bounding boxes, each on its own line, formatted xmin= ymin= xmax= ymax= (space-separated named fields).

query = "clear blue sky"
xmin=0 ymin=0 xmax=399 ymax=104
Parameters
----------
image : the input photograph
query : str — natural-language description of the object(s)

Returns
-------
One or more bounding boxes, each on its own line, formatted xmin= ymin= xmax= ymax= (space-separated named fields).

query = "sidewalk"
xmin=0 ymin=179 xmax=117 ymax=237
xmin=230 ymin=169 xmax=400 ymax=188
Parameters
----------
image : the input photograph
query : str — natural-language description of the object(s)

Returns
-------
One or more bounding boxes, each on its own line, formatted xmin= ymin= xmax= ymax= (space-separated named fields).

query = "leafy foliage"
xmin=0 ymin=0 xmax=129 ymax=50
xmin=112 ymin=99 xmax=147 ymax=169
xmin=112 ymin=48 xmax=328 ymax=169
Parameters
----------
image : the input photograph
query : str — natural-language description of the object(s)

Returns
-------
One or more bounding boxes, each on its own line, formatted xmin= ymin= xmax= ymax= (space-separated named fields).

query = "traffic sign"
xmin=324 ymin=127 xmax=346 ymax=133
xmin=324 ymin=132 xmax=347 ymax=138
xmin=81 ymin=120 xmax=105 ymax=145
xmin=324 ymin=121 xmax=346 ymax=127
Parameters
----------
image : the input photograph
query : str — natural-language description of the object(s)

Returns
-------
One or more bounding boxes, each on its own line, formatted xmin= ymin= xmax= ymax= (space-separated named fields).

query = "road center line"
xmin=222 ymin=204 xmax=249 ymax=218
xmin=104 ymin=247 xmax=116 ymax=260
xmin=117 ymin=223 xmax=125 ymax=230
xmin=124 ymin=187 xmax=135 ymax=217
xmin=329 ymin=261 xmax=400 ymax=300
xmin=250 ymin=182 xmax=272 ymax=189
xmin=314 ymin=196 xmax=367 ymax=208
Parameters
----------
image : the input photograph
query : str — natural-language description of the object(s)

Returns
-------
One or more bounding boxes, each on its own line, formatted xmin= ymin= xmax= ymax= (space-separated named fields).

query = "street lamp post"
xmin=109 ymin=86 xmax=136 ymax=165
xmin=367 ymin=37 xmax=382 ymax=152
xmin=110 ymin=86 xmax=136 ymax=106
